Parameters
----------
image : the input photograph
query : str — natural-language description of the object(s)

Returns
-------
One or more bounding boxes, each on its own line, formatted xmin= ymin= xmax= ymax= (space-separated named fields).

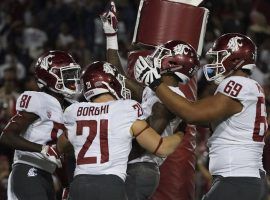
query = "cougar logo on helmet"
xmin=37 ymin=54 xmax=55 ymax=70
xmin=227 ymin=36 xmax=243 ymax=52
xmin=103 ymin=62 xmax=116 ymax=76
xmin=173 ymin=44 xmax=190 ymax=55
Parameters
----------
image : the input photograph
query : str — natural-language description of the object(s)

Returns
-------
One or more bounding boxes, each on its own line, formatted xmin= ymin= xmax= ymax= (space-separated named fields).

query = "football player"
xmin=100 ymin=2 xmax=200 ymax=199
xmin=56 ymin=61 xmax=184 ymax=200
xmin=0 ymin=51 xmax=81 ymax=200
xmin=135 ymin=33 xmax=268 ymax=200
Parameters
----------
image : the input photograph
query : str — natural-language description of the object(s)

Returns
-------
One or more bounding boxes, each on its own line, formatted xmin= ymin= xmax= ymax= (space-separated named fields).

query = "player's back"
xmin=208 ymin=76 xmax=268 ymax=177
xmin=14 ymin=91 xmax=65 ymax=173
xmin=64 ymin=99 xmax=142 ymax=180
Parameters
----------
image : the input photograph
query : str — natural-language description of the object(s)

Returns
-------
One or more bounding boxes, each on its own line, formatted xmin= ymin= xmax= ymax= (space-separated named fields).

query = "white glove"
xmin=134 ymin=56 xmax=162 ymax=90
xmin=100 ymin=1 xmax=118 ymax=36
xmin=41 ymin=145 xmax=62 ymax=168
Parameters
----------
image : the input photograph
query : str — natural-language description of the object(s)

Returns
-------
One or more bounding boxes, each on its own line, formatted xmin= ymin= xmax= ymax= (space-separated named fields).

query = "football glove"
xmin=41 ymin=145 xmax=62 ymax=168
xmin=100 ymin=1 xmax=118 ymax=36
xmin=134 ymin=56 xmax=162 ymax=90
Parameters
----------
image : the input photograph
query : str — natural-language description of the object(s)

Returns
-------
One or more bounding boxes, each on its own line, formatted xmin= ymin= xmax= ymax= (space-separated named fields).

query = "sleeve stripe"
xmin=134 ymin=124 xmax=150 ymax=138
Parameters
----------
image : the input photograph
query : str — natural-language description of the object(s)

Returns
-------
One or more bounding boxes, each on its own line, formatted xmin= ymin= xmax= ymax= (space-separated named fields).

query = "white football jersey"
xmin=13 ymin=91 xmax=65 ymax=173
xmin=208 ymin=76 xmax=268 ymax=178
xmin=129 ymin=86 xmax=184 ymax=166
xmin=64 ymin=99 xmax=144 ymax=181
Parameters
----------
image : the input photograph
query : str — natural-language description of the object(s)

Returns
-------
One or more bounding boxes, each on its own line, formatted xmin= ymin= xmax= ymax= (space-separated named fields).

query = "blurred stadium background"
xmin=0 ymin=0 xmax=270 ymax=199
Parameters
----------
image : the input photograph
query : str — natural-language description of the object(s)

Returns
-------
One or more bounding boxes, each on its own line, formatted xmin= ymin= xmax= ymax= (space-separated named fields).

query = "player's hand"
xmin=134 ymin=56 xmax=162 ymax=90
xmin=41 ymin=145 xmax=62 ymax=168
xmin=62 ymin=187 xmax=69 ymax=200
xmin=100 ymin=1 xmax=118 ymax=36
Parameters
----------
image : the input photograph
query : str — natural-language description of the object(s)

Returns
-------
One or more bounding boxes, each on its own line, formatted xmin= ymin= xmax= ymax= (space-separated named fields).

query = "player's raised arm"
xmin=100 ymin=1 xmax=122 ymax=73
xmin=100 ymin=1 xmax=144 ymax=102
xmin=131 ymin=120 xmax=183 ymax=157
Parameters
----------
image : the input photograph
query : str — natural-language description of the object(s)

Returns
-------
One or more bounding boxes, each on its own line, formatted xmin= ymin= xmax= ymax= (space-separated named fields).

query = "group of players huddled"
xmin=0 ymin=1 xmax=268 ymax=200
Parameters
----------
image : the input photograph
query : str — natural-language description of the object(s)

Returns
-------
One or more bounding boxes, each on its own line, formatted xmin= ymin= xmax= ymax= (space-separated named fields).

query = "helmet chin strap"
xmin=213 ymin=67 xmax=235 ymax=85
xmin=214 ymin=75 xmax=225 ymax=85
xmin=101 ymin=81 xmax=121 ymax=100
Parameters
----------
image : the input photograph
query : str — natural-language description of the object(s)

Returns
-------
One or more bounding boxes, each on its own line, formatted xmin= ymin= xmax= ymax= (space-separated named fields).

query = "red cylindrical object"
xmin=133 ymin=0 xmax=209 ymax=55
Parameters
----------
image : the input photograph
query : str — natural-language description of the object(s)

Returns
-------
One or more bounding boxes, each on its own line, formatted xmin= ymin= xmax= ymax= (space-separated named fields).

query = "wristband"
xmin=153 ymin=137 xmax=163 ymax=155
xmin=106 ymin=35 xmax=118 ymax=50
xmin=149 ymin=78 xmax=162 ymax=91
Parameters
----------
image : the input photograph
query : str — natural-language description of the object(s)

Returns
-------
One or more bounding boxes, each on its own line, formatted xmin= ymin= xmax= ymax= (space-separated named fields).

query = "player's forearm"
xmin=148 ymin=102 xmax=174 ymax=134
xmin=126 ymin=79 xmax=144 ymax=102
xmin=57 ymin=134 xmax=73 ymax=154
xmin=148 ymin=117 xmax=167 ymax=135
xmin=106 ymin=49 xmax=124 ymax=74
xmin=155 ymin=83 xmax=199 ymax=123
xmin=0 ymin=131 xmax=42 ymax=152
xmin=156 ymin=132 xmax=183 ymax=157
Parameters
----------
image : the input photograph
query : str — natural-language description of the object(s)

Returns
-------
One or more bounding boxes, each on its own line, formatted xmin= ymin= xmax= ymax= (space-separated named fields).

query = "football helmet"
xmin=203 ymin=33 xmax=257 ymax=83
xmin=148 ymin=40 xmax=200 ymax=84
xmin=35 ymin=51 xmax=81 ymax=97
xmin=81 ymin=61 xmax=131 ymax=101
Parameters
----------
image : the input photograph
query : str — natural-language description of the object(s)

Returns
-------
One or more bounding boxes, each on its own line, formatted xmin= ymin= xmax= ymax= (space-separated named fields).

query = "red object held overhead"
xmin=133 ymin=0 xmax=208 ymax=55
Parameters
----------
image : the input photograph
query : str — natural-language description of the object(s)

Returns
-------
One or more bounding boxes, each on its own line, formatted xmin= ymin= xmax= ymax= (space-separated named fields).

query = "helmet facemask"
xmin=50 ymin=64 xmax=81 ymax=97
xmin=148 ymin=44 xmax=196 ymax=84
xmin=101 ymin=74 xmax=131 ymax=100
xmin=149 ymin=45 xmax=172 ymax=60
xmin=116 ymin=73 xmax=131 ymax=99
xmin=203 ymin=49 xmax=230 ymax=84
xmin=147 ymin=45 xmax=172 ymax=69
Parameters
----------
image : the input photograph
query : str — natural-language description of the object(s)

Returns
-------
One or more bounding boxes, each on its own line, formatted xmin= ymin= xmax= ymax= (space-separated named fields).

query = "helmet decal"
xmin=86 ymin=81 xmax=91 ymax=89
xmin=103 ymin=62 xmax=116 ymax=76
xmin=37 ymin=54 xmax=55 ymax=70
xmin=227 ymin=36 xmax=243 ymax=52
xmin=173 ymin=44 xmax=191 ymax=55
